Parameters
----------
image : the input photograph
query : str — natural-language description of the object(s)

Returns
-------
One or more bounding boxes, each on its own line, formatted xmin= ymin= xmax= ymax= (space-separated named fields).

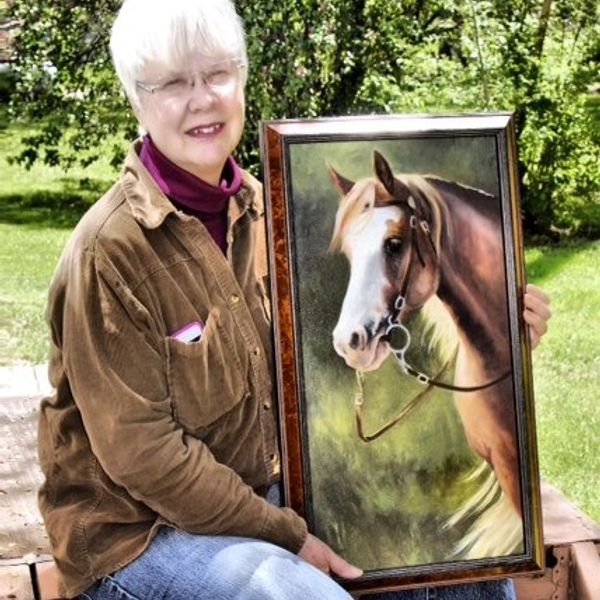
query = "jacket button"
xmin=263 ymin=401 xmax=271 ymax=410
xmin=252 ymin=347 xmax=261 ymax=356
xmin=230 ymin=294 xmax=240 ymax=304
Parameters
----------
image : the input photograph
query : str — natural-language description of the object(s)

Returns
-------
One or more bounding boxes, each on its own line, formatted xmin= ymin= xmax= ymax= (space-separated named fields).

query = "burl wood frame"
xmin=260 ymin=113 xmax=544 ymax=594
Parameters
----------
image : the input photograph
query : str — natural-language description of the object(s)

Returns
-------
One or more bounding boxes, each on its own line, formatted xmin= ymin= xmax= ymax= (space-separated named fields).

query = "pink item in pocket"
xmin=171 ymin=321 xmax=204 ymax=343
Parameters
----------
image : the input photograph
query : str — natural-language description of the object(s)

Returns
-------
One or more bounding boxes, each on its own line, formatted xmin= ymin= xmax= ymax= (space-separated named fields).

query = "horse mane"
xmin=425 ymin=177 xmax=499 ymax=222
xmin=390 ymin=174 xmax=446 ymax=255
xmin=329 ymin=178 xmax=378 ymax=252
xmin=329 ymin=173 xmax=446 ymax=257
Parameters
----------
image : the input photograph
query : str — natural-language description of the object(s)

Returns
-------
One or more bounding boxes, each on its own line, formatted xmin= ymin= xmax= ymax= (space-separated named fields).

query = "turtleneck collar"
xmin=139 ymin=135 xmax=242 ymax=214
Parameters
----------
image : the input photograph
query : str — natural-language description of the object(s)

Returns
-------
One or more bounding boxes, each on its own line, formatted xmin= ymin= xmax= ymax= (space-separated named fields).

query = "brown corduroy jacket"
xmin=37 ymin=142 xmax=308 ymax=598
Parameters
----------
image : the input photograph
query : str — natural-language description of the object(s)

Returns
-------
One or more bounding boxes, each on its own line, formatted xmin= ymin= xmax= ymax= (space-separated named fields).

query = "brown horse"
xmin=329 ymin=150 xmax=522 ymax=556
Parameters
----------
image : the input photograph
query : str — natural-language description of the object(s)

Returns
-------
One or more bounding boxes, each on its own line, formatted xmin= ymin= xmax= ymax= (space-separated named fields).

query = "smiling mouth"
xmin=186 ymin=123 xmax=224 ymax=136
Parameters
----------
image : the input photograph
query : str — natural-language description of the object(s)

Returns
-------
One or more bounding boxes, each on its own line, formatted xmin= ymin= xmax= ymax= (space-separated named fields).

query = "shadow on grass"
xmin=525 ymin=238 xmax=599 ymax=283
xmin=0 ymin=177 xmax=113 ymax=229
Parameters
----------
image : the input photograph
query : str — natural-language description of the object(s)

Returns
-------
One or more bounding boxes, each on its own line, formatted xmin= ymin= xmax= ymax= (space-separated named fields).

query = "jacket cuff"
xmin=260 ymin=504 xmax=308 ymax=554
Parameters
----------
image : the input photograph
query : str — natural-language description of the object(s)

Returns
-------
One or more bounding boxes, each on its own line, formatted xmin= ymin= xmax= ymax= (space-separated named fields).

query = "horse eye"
xmin=384 ymin=237 xmax=403 ymax=255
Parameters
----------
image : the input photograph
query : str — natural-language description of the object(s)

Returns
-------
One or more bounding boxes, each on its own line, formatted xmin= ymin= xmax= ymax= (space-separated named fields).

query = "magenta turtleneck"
xmin=139 ymin=135 xmax=243 ymax=254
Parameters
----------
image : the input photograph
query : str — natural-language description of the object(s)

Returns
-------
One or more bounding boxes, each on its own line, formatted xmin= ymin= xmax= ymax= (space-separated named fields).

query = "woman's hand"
xmin=298 ymin=533 xmax=363 ymax=579
xmin=523 ymin=284 xmax=552 ymax=349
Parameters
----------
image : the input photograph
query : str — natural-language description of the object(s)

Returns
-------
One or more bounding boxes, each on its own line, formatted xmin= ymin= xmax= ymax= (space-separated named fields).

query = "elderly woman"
xmin=38 ymin=0 xmax=552 ymax=599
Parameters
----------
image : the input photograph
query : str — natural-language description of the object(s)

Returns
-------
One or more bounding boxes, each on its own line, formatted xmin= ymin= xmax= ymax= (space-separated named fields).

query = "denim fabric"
xmin=80 ymin=526 xmax=353 ymax=600
xmin=367 ymin=580 xmax=516 ymax=600
xmin=80 ymin=485 xmax=515 ymax=600
xmin=80 ymin=526 xmax=515 ymax=600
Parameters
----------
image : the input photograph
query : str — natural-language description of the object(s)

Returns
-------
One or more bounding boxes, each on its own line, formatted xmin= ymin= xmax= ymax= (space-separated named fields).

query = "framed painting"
xmin=260 ymin=113 xmax=544 ymax=593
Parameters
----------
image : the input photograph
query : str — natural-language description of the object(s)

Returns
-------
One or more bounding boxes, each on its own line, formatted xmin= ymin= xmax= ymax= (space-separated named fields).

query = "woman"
xmin=38 ymin=0 xmax=552 ymax=598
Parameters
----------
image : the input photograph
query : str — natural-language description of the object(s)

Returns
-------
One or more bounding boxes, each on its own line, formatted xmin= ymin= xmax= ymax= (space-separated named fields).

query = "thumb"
xmin=328 ymin=551 xmax=363 ymax=579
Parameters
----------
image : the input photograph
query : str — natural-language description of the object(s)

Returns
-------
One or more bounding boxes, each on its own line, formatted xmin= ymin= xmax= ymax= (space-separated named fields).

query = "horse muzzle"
xmin=332 ymin=324 xmax=391 ymax=371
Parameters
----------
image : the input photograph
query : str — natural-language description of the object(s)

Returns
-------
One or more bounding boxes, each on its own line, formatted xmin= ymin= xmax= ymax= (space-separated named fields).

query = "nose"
xmin=188 ymin=78 xmax=217 ymax=109
xmin=333 ymin=326 xmax=368 ymax=357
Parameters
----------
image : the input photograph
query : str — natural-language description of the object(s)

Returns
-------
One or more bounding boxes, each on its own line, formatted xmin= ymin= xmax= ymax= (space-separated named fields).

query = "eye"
xmin=384 ymin=237 xmax=403 ymax=256
xmin=205 ymin=68 xmax=232 ymax=87
xmin=162 ymin=77 xmax=186 ymax=90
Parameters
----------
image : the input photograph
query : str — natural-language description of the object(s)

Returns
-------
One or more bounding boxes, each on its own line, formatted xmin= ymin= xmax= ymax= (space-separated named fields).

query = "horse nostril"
xmin=349 ymin=331 xmax=361 ymax=350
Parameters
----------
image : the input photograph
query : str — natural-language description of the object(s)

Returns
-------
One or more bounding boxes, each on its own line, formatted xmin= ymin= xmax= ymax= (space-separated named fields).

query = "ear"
xmin=328 ymin=165 xmax=355 ymax=197
xmin=374 ymin=151 xmax=413 ymax=203
xmin=373 ymin=150 xmax=396 ymax=196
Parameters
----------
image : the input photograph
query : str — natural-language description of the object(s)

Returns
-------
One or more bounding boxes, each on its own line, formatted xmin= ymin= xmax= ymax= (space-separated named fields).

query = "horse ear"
xmin=374 ymin=150 xmax=413 ymax=202
xmin=373 ymin=150 xmax=395 ymax=195
xmin=328 ymin=165 xmax=355 ymax=197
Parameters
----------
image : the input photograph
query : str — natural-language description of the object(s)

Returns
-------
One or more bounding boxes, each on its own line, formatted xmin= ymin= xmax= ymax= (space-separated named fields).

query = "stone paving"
xmin=0 ymin=365 xmax=52 ymax=401
xmin=0 ymin=364 xmax=53 ymax=565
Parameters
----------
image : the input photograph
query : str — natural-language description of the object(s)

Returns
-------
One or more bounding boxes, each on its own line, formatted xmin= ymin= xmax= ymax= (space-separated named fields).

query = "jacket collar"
xmin=120 ymin=139 xmax=263 ymax=230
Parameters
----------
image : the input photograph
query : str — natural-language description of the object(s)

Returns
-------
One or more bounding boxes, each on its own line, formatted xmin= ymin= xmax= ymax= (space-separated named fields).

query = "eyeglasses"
xmin=136 ymin=58 xmax=246 ymax=100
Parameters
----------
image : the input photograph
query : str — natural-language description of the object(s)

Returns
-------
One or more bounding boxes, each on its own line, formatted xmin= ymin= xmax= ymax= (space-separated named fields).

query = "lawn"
xmin=527 ymin=240 xmax=600 ymax=522
xmin=0 ymin=120 xmax=118 ymax=364
xmin=1 ymin=121 xmax=599 ymax=524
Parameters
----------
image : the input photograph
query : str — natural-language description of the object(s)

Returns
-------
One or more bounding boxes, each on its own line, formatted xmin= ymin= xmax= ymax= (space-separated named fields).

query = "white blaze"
xmin=333 ymin=205 xmax=403 ymax=370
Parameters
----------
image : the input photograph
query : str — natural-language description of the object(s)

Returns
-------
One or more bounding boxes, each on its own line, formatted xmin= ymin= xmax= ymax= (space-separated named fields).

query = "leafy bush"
xmin=6 ymin=0 xmax=600 ymax=237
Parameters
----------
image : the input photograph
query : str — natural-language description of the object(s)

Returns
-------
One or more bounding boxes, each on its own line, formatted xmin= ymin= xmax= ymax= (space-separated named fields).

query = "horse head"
xmin=329 ymin=151 xmax=441 ymax=371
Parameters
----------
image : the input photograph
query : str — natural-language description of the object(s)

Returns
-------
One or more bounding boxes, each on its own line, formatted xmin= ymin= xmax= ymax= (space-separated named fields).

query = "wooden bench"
xmin=2 ymin=485 xmax=599 ymax=600
xmin=1 ymin=395 xmax=599 ymax=600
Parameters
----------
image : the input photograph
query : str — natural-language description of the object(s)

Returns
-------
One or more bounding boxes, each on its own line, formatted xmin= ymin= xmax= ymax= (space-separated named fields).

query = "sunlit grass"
xmin=526 ymin=239 xmax=600 ymax=523
xmin=0 ymin=119 xmax=118 ymax=364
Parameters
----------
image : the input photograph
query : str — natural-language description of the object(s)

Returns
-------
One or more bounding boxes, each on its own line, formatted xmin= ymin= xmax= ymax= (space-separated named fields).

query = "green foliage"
xmin=7 ymin=0 xmax=136 ymax=169
xmin=5 ymin=0 xmax=600 ymax=237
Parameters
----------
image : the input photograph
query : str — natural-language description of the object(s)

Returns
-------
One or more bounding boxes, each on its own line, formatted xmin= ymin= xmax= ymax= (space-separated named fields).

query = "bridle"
xmin=354 ymin=195 xmax=511 ymax=443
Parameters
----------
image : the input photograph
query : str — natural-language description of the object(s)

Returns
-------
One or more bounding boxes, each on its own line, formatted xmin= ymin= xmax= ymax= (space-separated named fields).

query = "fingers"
xmin=327 ymin=549 xmax=363 ymax=580
xmin=523 ymin=284 xmax=552 ymax=349
xmin=523 ymin=307 xmax=547 ymax=349
xmin=525 ymin=283 xmax=550 ymax=305
xmin=298 ymin=533 xmax=363 ymax=579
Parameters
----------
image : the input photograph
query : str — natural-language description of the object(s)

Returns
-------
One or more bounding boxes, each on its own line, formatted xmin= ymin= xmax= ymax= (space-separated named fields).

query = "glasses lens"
xmin=139 ymin=60 xmax=244 ymax=99
xmin=204 ymin=61 xmax=240 ymax=90
xmin=160 ymin=78 xmax=189 ymax=96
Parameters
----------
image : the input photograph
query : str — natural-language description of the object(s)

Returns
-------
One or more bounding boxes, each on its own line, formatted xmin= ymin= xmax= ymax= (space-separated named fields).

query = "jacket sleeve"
xmin=54 ymin=242 xmax=307 ymax=554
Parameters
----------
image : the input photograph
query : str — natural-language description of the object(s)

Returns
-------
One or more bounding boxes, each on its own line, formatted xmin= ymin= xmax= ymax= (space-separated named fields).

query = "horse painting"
xmin=329 ymin=150 xmax=522 ymax=558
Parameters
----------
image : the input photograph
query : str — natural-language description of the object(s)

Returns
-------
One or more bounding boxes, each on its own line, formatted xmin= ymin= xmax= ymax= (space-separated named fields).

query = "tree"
xmin=8 ymin=1 xmax=134 ymax=169
xmin=7 ymin=0 xmax=600 ymax=237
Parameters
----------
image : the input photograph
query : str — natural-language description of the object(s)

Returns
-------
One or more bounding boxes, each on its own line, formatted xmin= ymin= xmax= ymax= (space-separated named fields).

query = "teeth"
xmin=190 ymin=124 xmax=221 ymax=135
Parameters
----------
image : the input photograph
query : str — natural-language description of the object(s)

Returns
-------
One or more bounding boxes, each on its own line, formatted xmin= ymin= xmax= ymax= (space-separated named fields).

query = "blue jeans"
xmin=80 ymin=487 xmax=515 ymax=600
xmin=80 ymin=527 xmax=515 ymax=600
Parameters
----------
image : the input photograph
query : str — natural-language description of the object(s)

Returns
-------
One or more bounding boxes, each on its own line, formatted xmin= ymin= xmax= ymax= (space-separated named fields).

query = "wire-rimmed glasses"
xmin=136 ymin=58 xmax=246 ymax=100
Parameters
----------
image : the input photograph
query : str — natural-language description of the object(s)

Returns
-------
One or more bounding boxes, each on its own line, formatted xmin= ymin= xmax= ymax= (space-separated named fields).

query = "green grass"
xmin=526 ymin=240 xmax=600 ymax=523
xmin=1 ymin=120 xmax=599 ymax=526
xmin=0 ymin=120 xmax=117 ymax=364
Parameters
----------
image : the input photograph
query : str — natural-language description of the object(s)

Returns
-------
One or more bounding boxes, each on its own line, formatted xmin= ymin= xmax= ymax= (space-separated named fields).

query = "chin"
xmin=343 ymin=340 xmax=390 ymax=372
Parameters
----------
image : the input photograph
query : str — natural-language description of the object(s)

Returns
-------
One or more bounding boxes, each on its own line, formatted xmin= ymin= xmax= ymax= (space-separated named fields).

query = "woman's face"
xmin=135 ymin=55 xmax=246 ymax=186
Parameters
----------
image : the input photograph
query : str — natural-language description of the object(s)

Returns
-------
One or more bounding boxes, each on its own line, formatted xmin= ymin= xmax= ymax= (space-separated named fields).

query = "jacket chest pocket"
xmin=166 ymin=309 xmax=249 ymax=432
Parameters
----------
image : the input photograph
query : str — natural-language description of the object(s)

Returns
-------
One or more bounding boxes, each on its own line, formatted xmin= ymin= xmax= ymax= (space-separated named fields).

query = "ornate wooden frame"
xmin=260 ymin=113 xmax=544 ymax=593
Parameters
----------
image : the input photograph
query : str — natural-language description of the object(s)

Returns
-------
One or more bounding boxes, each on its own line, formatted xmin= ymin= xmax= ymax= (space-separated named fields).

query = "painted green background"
xmin=286 ymin=135 xmax=516 ymax=571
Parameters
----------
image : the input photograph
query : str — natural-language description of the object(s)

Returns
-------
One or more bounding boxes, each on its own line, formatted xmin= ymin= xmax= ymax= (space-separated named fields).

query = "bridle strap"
xmin=401 ymin=361 xmax=511 ymax=392
xmin=354 ymin=357 xmax=451 ymax=443
xmin=388 ymin=206 xmax=438 ymax=324
xmin=387 ymin=201 xmax=511 ymax=394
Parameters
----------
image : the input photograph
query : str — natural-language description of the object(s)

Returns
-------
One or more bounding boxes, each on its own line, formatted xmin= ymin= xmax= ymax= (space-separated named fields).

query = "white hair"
xmin=110 ymin=0 xmax=248 ymax=107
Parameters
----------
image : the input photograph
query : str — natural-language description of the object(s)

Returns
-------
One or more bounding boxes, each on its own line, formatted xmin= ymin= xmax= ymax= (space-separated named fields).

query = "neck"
xmin=139 ymin=135 xmax=243 ymax=255
xmin=140 ymin=135 xmax=242 ymax=205
xmin=435 ymin=202 xmax=510 ymax=372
